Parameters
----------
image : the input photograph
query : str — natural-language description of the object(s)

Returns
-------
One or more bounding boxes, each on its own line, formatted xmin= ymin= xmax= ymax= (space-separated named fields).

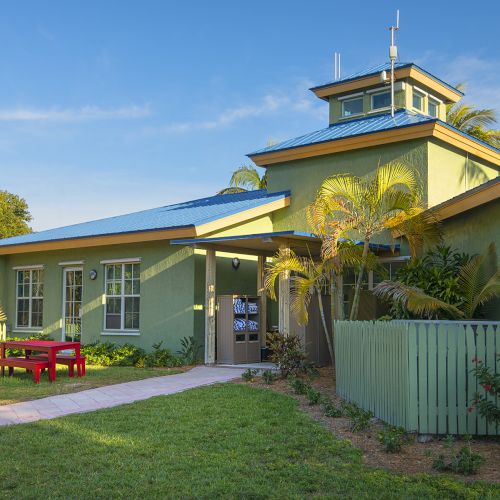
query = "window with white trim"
xmin=412 ymin=90 xmax=424 ymax=111
xmin=104 ymin=263 xmax=140 ymax=330
xmin=16 ymin=269 xmax=44 ymax=328
xmin=342 ymin=96 xmax=363 ymax=117
xmin=428 ymin=98 xmax=439 ymax=118
xmin=371 ymin=91 xmax=390 ymax=110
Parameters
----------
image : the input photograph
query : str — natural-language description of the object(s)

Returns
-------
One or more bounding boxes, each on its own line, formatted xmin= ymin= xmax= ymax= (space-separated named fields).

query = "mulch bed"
xmin=235 ymin=367 xmax=500 ymax=483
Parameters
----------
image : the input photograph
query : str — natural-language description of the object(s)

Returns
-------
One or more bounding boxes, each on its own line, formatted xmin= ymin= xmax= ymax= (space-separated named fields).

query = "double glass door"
xmin=62 ymin=268 xmax=83 ymax=341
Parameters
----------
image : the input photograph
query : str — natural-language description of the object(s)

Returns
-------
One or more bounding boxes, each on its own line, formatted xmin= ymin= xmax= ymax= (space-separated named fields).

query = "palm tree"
xmin=315 ymin=162 xmax=440 ymax=320
xmin=265 ymin=248 xmax=335 ymax=364
xmin=373 ymin=243 xmax=500 ymax=319
xmin=265 ymin=243 xmax=371 ymax=367
xmin=447 ymin=84 xmax=500 ymax=148
xmin=218 ymin=165 xmax=268 ymax=195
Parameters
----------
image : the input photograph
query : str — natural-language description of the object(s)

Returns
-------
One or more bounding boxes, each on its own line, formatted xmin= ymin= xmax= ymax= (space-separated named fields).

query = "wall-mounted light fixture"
xmin=89 ymin=269 xmax=98 ymax=280
xmin=232 ymin=257 xmax=240 ymax=270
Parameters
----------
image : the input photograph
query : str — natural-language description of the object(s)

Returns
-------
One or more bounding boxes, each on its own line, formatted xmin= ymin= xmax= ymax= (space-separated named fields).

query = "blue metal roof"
xmin=249 ymin=110 xmax=435 ymax=156
xmin=172 ymin=231 xmax=398 ymax=251
xmin=0 ymin=189 xmax=290 ymax=248
xmin=310 ymin=62 xmax=463 ymax=96
xmin=249 ymin=109 xmax=500 ymax=158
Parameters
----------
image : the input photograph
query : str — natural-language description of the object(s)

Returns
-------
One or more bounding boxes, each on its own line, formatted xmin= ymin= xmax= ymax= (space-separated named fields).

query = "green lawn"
xmin=0 ymin=365 xmax=182 ymax=405
xmin=0 ymin=384 xmax=497 ymax=498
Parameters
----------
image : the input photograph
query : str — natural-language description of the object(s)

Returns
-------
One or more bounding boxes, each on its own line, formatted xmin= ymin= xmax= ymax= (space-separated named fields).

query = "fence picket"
xmin=334 ymin=320 xmax=498 ymax=436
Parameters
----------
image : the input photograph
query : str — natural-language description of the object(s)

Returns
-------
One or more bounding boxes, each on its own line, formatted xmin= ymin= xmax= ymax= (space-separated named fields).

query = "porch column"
xmin=205 ymin=248 xmax=216 ymax=364
xmin=278 ymin=245 xmax=290 ymax=336
xmin=257 ymin=255 xmax=267 ymax=346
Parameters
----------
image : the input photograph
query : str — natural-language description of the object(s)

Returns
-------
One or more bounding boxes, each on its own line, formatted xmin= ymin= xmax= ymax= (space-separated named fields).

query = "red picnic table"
xmin=0 ymin=340 xmax=83 ymax=382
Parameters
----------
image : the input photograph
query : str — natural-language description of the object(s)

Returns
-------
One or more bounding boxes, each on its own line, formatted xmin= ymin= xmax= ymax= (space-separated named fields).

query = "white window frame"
xmin=341 ymin=96 xmax=364 ymax=118
xmin=370 ymin=91 xmax=391 ymax=111
xmin=412 ymin=90 xmax=425 ymax=112
xmin=103 ymin=262 xmax=140 ymax=333
xmin=428 ymin=97 xmax=440 ymax=118
xmin=15 ymin=267 xmax=44 ymax=329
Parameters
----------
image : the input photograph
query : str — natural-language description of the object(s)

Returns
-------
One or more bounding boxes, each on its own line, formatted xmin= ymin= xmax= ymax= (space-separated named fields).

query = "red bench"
xmin=29 ymin=354 xmax=86 ymax=378
xmin=0 ymin=357 xmax=51 ymax=384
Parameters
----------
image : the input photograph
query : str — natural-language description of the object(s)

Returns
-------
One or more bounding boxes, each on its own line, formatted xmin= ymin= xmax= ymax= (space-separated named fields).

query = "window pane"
xmin=132 ymin=264 xmax=140 ymax=279
xmin=413 ymin=92 xmax=423 ymax=110
xmin=124 ymin=264 xmax=133 ymax=279
xmin=342 ymin=97 xmax=363 ymax=117
xmin=124 ymin=280 xmax=132 ymax=295
xmin=106 ymin=265 xmax=114 ymax=280
xmin=105 ymin=314 xmax=121 ymax=329
xmin=372 ymin=92 xmax=390 ymax=109
xmin=132 ymin=280 xmax=140 ymax=295
xmin=106 ymin=297 xmax=121 ymax=314
xmin=428 ymin=100 xmax=438 ymax=117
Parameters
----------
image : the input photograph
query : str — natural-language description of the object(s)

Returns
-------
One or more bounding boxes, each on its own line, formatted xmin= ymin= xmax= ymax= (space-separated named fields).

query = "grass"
xmin=0 ymin=384 xmax=498 ymax=498
xmin=0 ymin=365 xmax=183 ymax=405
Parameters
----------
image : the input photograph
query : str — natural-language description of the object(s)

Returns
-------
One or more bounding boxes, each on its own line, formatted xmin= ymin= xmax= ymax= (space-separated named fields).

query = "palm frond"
xmin=373 ymin=280 xmax=464 ymax=318
xmin=217 ymin=186 xmax=247 ymax=195
xmin=264 ymin=248 xmax=307 ymax=300
xmin=229 ymin=165 xmax=264 ymax=191
xmin=290 ymin=275 xmax=316 ymax=325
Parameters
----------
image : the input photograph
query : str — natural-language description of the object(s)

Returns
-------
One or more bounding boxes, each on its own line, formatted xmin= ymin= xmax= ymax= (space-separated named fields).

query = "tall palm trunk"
xmin=317 ymin=288 xmax=334 ymax=366
xmin=349 ymin=239 xmax=370 ymax=320
xmin=329 ymin=272 xmax=337 ymax=371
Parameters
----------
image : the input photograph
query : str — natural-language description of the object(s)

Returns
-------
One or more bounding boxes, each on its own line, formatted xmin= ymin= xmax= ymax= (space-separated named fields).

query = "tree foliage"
xmin=374 ymin=244 xmax=500 ymax=320
xmin=0 ymin=190 xmax=32 ymax=238
xmin=218 ymin=165 xmax=267 ymax=195
xmin=447 ymin=84 xmax=500 ymax=148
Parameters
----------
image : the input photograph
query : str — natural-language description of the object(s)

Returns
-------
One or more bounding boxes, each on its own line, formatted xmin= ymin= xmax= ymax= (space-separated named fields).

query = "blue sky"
xmin=2 ymin=0 xmax=499 ymax=230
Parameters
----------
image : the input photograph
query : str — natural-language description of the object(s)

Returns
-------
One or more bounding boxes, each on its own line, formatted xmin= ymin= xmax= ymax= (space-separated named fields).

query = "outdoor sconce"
xmin=232 ymin=257 xmax=240 ymax=270
xmin=89 ymin=269 xmax=98 ymax=280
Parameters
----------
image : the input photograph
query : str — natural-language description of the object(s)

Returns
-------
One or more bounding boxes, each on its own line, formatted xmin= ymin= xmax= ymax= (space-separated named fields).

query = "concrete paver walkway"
xmin=0 ymin=366 xmax=244 ymax=426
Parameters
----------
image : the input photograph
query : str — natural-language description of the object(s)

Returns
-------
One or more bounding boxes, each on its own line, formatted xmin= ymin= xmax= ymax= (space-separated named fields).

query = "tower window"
xmin=371 ymin=91 xmax=391 ymax=110
xmin=428 ymin=98 xmax=439 ymax=118
xmin=342 ymin=97 xmax=363 ymax=117
xmin=413 ymin=91 xmax=424 ymax=111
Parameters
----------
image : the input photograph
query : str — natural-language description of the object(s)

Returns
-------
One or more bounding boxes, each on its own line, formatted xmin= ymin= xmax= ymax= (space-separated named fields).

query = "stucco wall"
xmin=440 ymin=199 xmax=500 ymax=320
xmin=427 ymin=140 xmax=498 ymax=208
xmin=266 ymin=139 xmax=428 ymax=235
xmin=0 ymin=241 xmax=197 ymax=352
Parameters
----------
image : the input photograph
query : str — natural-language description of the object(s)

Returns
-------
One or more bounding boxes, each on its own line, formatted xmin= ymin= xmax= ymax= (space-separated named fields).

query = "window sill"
xmin=367 ymin=107 xmax=392 ymax=114
xmin=13 ymin=329 xmax=43 ymax=334
xmin=101 ymin=331 xmax=141 ymax=337
xmin=338 ymin=113 xmax=365 ymax=120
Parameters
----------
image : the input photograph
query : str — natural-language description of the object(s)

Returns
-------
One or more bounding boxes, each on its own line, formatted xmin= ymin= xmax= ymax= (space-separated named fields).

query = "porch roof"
xmin=171 ymin=231 xmax=399 ymax=257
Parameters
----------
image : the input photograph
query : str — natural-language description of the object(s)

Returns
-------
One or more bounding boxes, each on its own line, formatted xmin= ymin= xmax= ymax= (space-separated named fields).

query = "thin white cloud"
xmin=0 ymin=104 xmax=151 ymax=122
xmin=150 ymin=90 xmax=326 ymax=135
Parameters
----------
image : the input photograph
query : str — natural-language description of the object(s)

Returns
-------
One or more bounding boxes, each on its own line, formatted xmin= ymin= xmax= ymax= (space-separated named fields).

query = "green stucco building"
xmin=0 ymin=61 xmax=499 ymax=362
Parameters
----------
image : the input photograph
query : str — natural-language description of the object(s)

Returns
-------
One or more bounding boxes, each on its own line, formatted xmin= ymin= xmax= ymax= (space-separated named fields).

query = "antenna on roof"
xmin=389 ymin=10 xmax=400 ymax=117
xmin=334 ymin=52 xmax=341 ymax=81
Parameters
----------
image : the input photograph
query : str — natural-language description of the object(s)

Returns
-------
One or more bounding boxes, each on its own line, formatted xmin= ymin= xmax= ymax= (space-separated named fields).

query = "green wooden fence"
xmin=334 ymin=320 xmax=499 ymax=435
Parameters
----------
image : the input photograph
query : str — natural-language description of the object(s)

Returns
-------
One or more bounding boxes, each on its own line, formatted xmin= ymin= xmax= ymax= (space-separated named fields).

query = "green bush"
xmin=262 ymin=369 xmax=277 ymax=385
xmin=268 ymin=332 xmax=307 ymax=378
xmin=81 ymin=342 xmax=146 ymax=366
xmin=378 ymin=425 xmax=407 ymax=453
xmin=342 ymin=401 xmax=373 ymax=432
xmin=144 ymin=342 xmax=183 ymax=368
xmin=6 ymin=333 xmax=50 ymax=356
xmin=306 ymin=387 xmax=321 ymax=405
xmin=470 ymin=355 xmax=499 ymax=425
xmin=177 ymin=336 xmax=202 ymax=365
xmin=432 ymin=435 xmax=484 ymax=475
xmin=288 ymin=376 xmax=309 ymax=395
xmin=321 ymin=398 xmax=343 ymax=418
xmin=242 ymin=368 xmax=258 ymax=382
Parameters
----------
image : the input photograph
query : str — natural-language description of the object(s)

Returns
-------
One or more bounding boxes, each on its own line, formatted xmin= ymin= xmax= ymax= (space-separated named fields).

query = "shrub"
xmin=469 ymin=355 xmax=499 ymax=425
xmin=288 ymin=376 xmax=309 ymax=395
xmin=321 ymin=398 xmax=343 ymax=418
xmin=378 ymin=425 xmax=407 ymax=453
xmin=262 ymin=369 xmax=277 ymax=385
xmin=342 ymin=401 xmax=373 ymax=432
xmin=6 ymin=333 xmax=50 ymax=356
xmin=242 ymin=368 xmax=258 ymax=382
xmin=144 ymin=342 xmax=183 ymax=368
xmin=177 ymin=336 xmax=202 ymax=365
xmin=306 ymin=387 xmax=321 ymax=405
xmin=268 ymin=332 xmax=307 ymax=378
xmin=81 ymin=342 xmax=146 ymax=366
xmin=432 ymin=435 xmax=484 ymax=475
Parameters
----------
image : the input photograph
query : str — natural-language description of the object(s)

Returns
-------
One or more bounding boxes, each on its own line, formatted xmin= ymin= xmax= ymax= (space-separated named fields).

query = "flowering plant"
xmin=468 ymin=355 xmax=499 ymax=424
